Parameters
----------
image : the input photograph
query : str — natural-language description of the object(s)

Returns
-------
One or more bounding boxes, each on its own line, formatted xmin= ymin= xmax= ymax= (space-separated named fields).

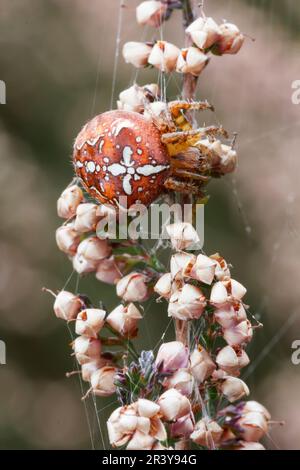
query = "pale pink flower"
xmin=166 ymin=222 xmax=200 ymax=251
xmin=74 ymin=203 xmax=99 ymax=233
xmin=72 ymin=252 xmax=98 ymax=274
xmin=148 ymin=41 xmax=180 ymax=73
xmin=57 ymin=185 xmax=83 ymax=219
xmin=216 ymin=345 xmax=250 ymax=375
xmin=158 ymin=388 xmax=191 ymax=421
xmin=77 ymin=236 xmax=111 ymax=261
xmin=154 ymin=272 xmax=173 ymax=298
xmin=75 ymin=308 xmax=106 ymax=338
xmin=155 ymin=341 xmax=189 ymax=372
xmin=136 ymin=1 xmax=167 ymax=27
xmin=189 ymin=254 xmax=217 ymax=285
xmin=176 ymin=47 xmax=209 ymax=76
xmin=122 ymin=42 xmax=152 ymax=68
xmin=233 ymin=441 xmax=265 ymax=450
xmin=95 ymin=257 xmax=122 ymax=285
xmin=236 ymin=411 xmax=268 ymax=442
xmin=106 ymin=303 xmax=142 ymax=338
xmin=214 ymin=302 xmax=247 ymax=328
xmin=223 ymin=320 xmax=253 ymax=346
xmin=191 ymin=418 xmax=223 ymax=447
xmin=164 ymin=369 xmax=194 ymax=396
xmin=116 ymin=272 xmax=149 ymax=302
xmin=171 ymin=413 xmax=195 ymax=438
xmin=210 ymin=253 xmax=231 ymax=280
xmin=190 ymin=347 xmax=216 ymax=383
xmin=168 ymin=284 xmax=206 ymax=320
xmin=73 ymin=336 xmax=101 ymax=365
xmin=214 ymin=23 xmax=244 ymax=55
xmin=90 ymin=366 xmax=117 ymax=397
xmin=186 ymin=16 xmax=221 ymax=49
xmin=220 ymin=376 xmax=250 ymax=402
xmin=55 ymin=223 xmax=80 ymax=255
xmin=53 ymin=290 xmax=83 ymax=321
xmin=170 ymin=252 xmax=196 ymax=279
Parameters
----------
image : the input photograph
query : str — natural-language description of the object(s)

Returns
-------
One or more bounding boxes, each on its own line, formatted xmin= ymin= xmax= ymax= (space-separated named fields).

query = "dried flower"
xmin=213 ymin=23 xmax=244 ymax=55
xmin=216 ymin=345 xmax=249 ymax=375
xmin=168 ymin=284 xmax=206 ymax=320
xmin=154 ymin=272 xmax=173 ymax=298
xmin=166 ymin=222 xmax=200 ymax=251
xmin=155 ymin=341 xmax=189 ymax=372
xmin=158 ymin=388 xmax=191 ymax=421
xmin=74 ymin=203 xmax=99 ymax=233
xmin=90 ymin=366 xmax=117 ymax=397
xmin=55 ymin=223 xmax=80 ymax=255
xmin=122 ymin=42 xmax=152 ymax=68
xmin=77 ymin=236 xmax=111 ymax=261
xmin=57 ymin=185 xmax=83 ymax=219
xmin=236 ymin=411 xmax=268 ymax=442
xmin=191 ymin=418 xmax=223 ymax=447
xmin=148 ymin=41 xmax=180 ymax=73
xmin=186 ymin=16 xmax=221 ymax=50
xmin=190 ymin=347 xmax=216 ymax=383
xmin=81 ymin=361 xmax=102 ymax=382
xmin=75 ymin=308 xmax=106 ymax=338
xmin=116 ymin=272 xmax=149 ymax=302
xmin=220 ymin=376 xmax=250 ymax=402
xmin=189 ymin=254 xmax=217 ymax=285
xmin=170 ymin=252 xmax=196 ymax=279
xmin=210 ymin=253 xmax=231 ymax=280
xmin=136 ymin=1 xmax=167 ymax=27
xmin=176 ymin=47 xmax=209 ymax=76
xmin=164 ymin=369 xmax=194 ymax=396
xmin=106 ymin=303 xmax=142 ymax=338
xmin=96 ymin=257 xmax=122 ymax=285
xmin=73 ymin=336 xmax=102 ymax=365
xmin=53 ymin=290 xmax=83 ymax=321
xmin=214 ymin=302 xmax=247 ymax=328
xmin=223 ymin=320 xmax=253 ymax=346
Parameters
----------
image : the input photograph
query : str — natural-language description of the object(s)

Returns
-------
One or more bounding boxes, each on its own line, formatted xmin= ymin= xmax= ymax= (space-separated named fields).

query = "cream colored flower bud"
xmin=191 ymin=418 xmax=223 ymax=447
xmin=220 ymin=376 xmax=249 ymax=402
xmin=117 ymin=84 xmax=159 ymax=113
xmin=154 ymin=272 xmax=173 ymax=298
xmin=74 ymin=203 xmax=99 ymax=233
xmin=106 ymin=303 xmax=142 ymax=338
xmin=116 ymin=272 xmax=149 ymax=302
xmin=166 ymin=222 xmax=200 ymax=251
xmin=57 ymin=185 xmax=83 ymax=219
xmin=96 ymin=257 xmax=122 ymax=285
xmin=171 ymin=413 xmax=195 ymax=438
xmin=216 ymin=345 xmax=250 ymax=375
xmin=214 ymin=23 xmax=244 ymax=55
xmin=190 ymin=254 xmax=217 ymax=285
xmin=77 ymin=236 xmax=111 ymax=261
xmin=190 ymin=347 xmax=216 ymax=383
xmin=228 ymin=278 xmax=247 ymax=300
xmin=53 ymin=290 xmax=83 ymax=321
xmin=164 ymin=369 xmax=194 ymax=396
xmin=158 ymin=388 xmax=191 ymax=421
xmin=75 ymin=308 xmax=106 ymax=338
xmin=242 ymin=401 xmax=271 ymax=420
xmin=176 ymin=47 xmax=209 ymax=76
xmin=136 ymin=1 xmax=167 ymax=27
xmin=107 ymin=406 xmax=136 ymax=447
xmin=168 ymin=284 xmax=206 ymax=320
xmin=156 ymin=341 xmax=189 ymax=372
xmin=90 ymin=366 xmax=116 ymax=397
xmin=186 ymin=16 xmax=221 ymax=50
xmin=73 ymin=336 xmax=101 ymax=365
xmin=137 ymin=399 xmax=160 ymax=418
xmin=214 ymin=303 xmax=247 ymax=328
xmin=123 ymin=42 xmax=152 ymax=68
xmin=81 ymin=361 xmax=102 ymax=382
xmin=210 ymin=281 xmax=228 ymax=306
xmin=170 ymin=252 xmax=196 ymax=279
xmin=72 ymin=253 xmax=98 ymax=274
xmin=237 ymin=411 xmax=268 ymax=442
xmin=234 ymin=441 xmax=265 ymax=450
xmin=210 ymin=253 xmax=231 ymax=280
xmin=55 ymin=224 xmax=80 ymax=255
xmin=148 ymin=41 xmax=180 ymax=73
xmin=223 ymin=320 xmax=253 ymax=346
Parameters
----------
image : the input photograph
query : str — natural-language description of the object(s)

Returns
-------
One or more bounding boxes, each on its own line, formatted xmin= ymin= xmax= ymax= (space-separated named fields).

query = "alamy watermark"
xmin=96 ymin=197 xmax=205 ymax=249
xmin=291 ymin=80 xmax=300 ymax=105
xmin=291 ymin=339 xmax=300 ymax=365
xmin=0 ymin=80 xmax=6 ymax=104
xmin=0 ymin=340 xmax=6 ymax=365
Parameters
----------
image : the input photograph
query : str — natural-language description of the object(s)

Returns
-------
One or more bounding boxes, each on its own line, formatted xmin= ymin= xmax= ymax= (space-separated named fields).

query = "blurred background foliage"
xmin=0 ymin=0 xmax=300 ymax=449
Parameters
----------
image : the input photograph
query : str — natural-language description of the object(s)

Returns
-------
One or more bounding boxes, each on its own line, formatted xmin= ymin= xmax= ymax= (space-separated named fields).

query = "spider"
xmin=73 ymin=91 xmax=236 ymax=209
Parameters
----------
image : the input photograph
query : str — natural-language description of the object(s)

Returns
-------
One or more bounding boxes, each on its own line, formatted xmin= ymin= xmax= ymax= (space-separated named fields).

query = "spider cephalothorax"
xmin=73 ymin=94 xmax=236 ymax=208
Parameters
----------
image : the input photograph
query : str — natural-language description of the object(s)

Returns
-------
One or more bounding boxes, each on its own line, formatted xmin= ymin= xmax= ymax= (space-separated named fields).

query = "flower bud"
xmin=55 ymin=223 xmax=81 ymax=255
xmin=77 ymin=236 xmax=111 ymax=261
xmin=236 ymin=411 xmax=268 ymax=442
xmin=164 ymin=369 xmax=194 ymax=396
xmin=72 ymin=253 xmax=98 ymax=274
xmin=90 ymin=366 xmax=116 ymax=397
xmin=57 ymin=185 xmax=83 ymax=219
xmin=166 ymin=222 xmax=200 ymax=251
xmin=170 ymin=252 xmax=196 ymax=279
xmin=216 ymin=345 xmax=249 ymax=375
xmin=122 ymin=42 xmax=152 ymax=68
xmin=220 ymin=376 xmax=249 ymax=402
xmin=107 ymin=406 xmax=136 ymax=447
xmin=116 ymin=272 xmax=149 ymax=302
xmin=210 ymin=253 xmax=231 ymax=280
xmin=136 ymin=1 xmax=167 ymax=27
xmin=81 ymin=361 xmax=103 ymax=382
xmin=223 ymin=320 xmax=253 ymax=346
xmin=148 ymin=41 xmax=180 ymax=73
xmin=171 ymin=413 xmax=195 ymax=438
xmin=242 ymin=401 xmax=271 ymax=420
xmin=74 ymin=203 xmax=99 ymax=233
xmin=213 ymin=23 xmax=244 ymax=55
xmin=106 ymin=303 xmax=142 ymax=338
xmin=75 ymin=308 xmax=106 ymax=338
xmin=154 ymin=272 xmax=173 ymax=298
xmin=190 ymin=347 xmax=216 ymax=383
xmin=96 ymin=257 xmax=122 ymax=285
xmin=156 ymin=341 xmax=189 ymax=372
xmin=189 ymin=254 xmax=217 ymax=285
xmin=73 ymin=336 xmax=101 ymax=365
xmin=117 ymin=84 xmax=159 ymax=113
xmin=158 ymin=388 xmax=191 ymax=421
xmin=210 ymin=281 xmax=228 ymax=306
xmin=186 ymin=16 xmax=221 ymax=50
xmin=137 ymin=399 xmax=160 ymax=418
xmin=176 ymin=47 xmax=209 ymax=76
xmin=191 ymin=418 xmax=223 ymax=447
xmin=168 ymin=284 xmax=206 ymax=320
xmin=53 ymin=290 xmax=83 ymax=321
xmin=214 ymin=302 xmax=247 ymax=328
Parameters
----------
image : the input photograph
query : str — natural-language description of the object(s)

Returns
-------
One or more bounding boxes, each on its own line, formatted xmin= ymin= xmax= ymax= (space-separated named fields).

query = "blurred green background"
xmin=0 ymin=0 xmax=300 ymax=449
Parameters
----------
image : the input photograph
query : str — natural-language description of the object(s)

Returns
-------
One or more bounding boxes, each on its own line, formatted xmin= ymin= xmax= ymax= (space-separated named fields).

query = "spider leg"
xmin=164 ymin=176 xmax=206 ymax=196
xmin=162 ymin=126 xmax=228 ymax=155
xmin=168 ymin=100 xmax=214 ymax=131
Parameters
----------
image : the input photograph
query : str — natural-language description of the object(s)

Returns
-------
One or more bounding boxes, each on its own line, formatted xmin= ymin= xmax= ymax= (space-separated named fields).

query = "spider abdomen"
xmin=73 ymin=110 xmax=170 ymax=208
